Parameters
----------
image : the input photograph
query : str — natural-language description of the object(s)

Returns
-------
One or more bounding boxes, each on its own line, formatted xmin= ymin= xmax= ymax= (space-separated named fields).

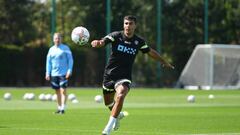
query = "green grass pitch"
xmin=0 ymin=87 xmax=240 ymax=135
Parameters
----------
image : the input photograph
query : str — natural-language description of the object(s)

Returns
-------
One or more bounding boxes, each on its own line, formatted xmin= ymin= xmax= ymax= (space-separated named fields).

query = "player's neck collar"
xmin=122 ymin=31 xmax=135 ymax=40
xmin=54 ymin=43 xmax=62 ymax=47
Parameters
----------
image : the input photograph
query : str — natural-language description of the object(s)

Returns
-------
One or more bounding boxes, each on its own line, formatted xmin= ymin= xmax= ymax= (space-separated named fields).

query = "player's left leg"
xmin=54 ymin=89 xmax=62 ymax=114
xmin=102 ymin=80 xmax=130 ymax=134
xmin=111 ymin=83 xmax=129 ymax=131
xmin=59 ymin=88 xmax=66 ymax=114
xmin=50 ymin=76 xmax=62 ymax=114
xmin=111 ymin=84 xmax=129 ymax=117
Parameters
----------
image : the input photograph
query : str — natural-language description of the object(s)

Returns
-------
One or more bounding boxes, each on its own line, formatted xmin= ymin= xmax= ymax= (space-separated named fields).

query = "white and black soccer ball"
xmin=3 ymin=92 xmax=11 ymax=100
xmin=23 ymin=93 xmax=29 ymax=100
xmin=44 ymin=94 xmax=52 ymax=101
xmin=71 ymin=26 xmax=90 ymax=46
xmin=208 ymin=94 xmax=215 ymax=99
xmin=71 ymin=99 xmax=79 ymax=104
xmin=27 ymin=93 xmax=35 ymax=100
xmin=23 ymin=93 xmax=35 ymax=100
xmin=38 ymin=93 xmax=46 ymax=101
xmin=94 ymin=95 xmax=103 ymax=103
xmin=68 ymin=93 xmax=76 ymax=101
xmin=187 ymin=95 xmax=195 ymax=103
xmin=51 ymin=94 xmax=57 ymax=101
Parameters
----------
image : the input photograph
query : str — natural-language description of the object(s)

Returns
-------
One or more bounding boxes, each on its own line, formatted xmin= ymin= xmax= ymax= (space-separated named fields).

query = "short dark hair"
xmin=124 ymin=15 xmax=137 ymax=24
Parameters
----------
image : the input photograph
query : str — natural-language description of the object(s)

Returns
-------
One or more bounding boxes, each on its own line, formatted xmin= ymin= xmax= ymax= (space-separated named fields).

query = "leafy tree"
xmin=1 ymin=0 xmax=240 ymax=86
xmin=0 ymin=0 xmax=37 ymax=46
xmin=208 ymin=0 xmax=240 ymax=44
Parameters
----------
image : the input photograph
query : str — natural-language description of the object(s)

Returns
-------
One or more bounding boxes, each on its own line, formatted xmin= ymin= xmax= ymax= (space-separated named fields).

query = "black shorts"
xmin=50 ymin=76 xmax=68 ymax=90
xmin=102 ymin=77 xmax=131 ymax=94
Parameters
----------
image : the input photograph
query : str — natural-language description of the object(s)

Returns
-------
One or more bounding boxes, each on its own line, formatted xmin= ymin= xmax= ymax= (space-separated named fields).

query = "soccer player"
xmin=45 ymin=33 xmax=74 ymax=114
xmin=91 ymin=15 xmax=174 ymax=135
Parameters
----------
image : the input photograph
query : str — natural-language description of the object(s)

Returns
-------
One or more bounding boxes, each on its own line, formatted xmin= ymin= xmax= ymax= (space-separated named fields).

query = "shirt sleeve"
xmin=46 ymin=49 xmax=52 ymax=76
xmin=66 ymin=47 xmax=74 ymax=75
xmin=140 ymin=41 xmax=150 ymax=53
xmin=102 ymin=31 xmax=119 ymax=45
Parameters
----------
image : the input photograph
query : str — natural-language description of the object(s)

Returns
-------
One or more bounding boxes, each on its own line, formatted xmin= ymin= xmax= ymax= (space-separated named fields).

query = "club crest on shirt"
xmin=134 ymin=40 xmax=139 ymax=45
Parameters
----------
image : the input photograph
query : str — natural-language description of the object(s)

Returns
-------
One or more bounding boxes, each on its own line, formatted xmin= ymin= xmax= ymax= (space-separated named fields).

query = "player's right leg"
xmin=50 ymin=76 xmax=62 ymax=114
xmin=102 ymin=79 xmax=131 ymax=134
xmin=103 ymin=91 xmax=115 ymax=110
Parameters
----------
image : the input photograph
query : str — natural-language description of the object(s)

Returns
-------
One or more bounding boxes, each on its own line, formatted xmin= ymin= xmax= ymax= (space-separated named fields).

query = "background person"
xmin=45 ymin=33 xmax=74 ymax=114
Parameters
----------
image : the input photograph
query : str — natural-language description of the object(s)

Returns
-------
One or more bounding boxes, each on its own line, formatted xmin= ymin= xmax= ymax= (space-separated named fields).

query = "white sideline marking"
xmin=1 ymin=127 xmax=239 ymax=135
xmin=0 ymin=127 xmax=100 ymax=133
xmin=177 ymin=133 xmax=240 ymax=135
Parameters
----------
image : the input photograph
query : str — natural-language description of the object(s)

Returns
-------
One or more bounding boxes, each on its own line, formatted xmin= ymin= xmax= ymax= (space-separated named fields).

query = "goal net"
xmin=177 ymin=44 xmax=240 ymax=90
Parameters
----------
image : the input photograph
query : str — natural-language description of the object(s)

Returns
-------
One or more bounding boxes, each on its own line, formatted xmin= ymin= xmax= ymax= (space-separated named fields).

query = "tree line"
xmin=0 ymin=0 xmax=239 ymax=87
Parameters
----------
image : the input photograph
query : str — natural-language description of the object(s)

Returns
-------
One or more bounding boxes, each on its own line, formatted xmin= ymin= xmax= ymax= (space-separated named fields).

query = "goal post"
xmin=177 ymin=44 xmax=240 ymax=90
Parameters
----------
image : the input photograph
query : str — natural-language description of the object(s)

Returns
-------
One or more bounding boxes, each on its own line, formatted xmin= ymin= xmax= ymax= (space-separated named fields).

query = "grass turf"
xmin=0 ymin=88 xmax=240 ymax=135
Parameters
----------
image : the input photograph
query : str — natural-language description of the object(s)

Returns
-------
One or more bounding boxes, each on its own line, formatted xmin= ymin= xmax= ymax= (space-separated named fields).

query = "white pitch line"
xmin=0 ymin=127 xmax=100 ymax=133
xmin=181 ymin=133 xmax=240 ymax=135
xmin=1 ymin=127 xmax=239 ymax=135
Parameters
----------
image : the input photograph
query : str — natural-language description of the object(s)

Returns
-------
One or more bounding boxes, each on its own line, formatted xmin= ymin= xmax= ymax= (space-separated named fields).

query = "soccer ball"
xmin=51 ymin=94 xmax=57 ymax=101
xmin=38 ymin=93 xmax=46 ymax=101
xmin=94 ymin=95 xmax=103 ymax=103
xmin=68 ymin=93 xmax=76 ymax=101
xmin=71 ymin=99 xmax=79 ymax=104
xmin=23 ymin=93 xmax=29 ymax=100
xmin=208 ymin=94 xmax=215 ymax=99
xmin=3 ymin=92 xmax=11 ymax=100
xmin=71 ymin=26 xmax=90 ymax=46
xmin=44 ymin=93 xmax=52 ymax=101
xmin=27 ymin=93 xmax=35 ymax=100
xmin=187 ymin=95 xmax=195 ymax=103
xmin=23 ymin=93 xmax=35 ymax=100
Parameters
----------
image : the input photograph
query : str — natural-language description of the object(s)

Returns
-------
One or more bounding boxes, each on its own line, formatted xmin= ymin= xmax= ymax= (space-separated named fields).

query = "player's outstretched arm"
xmin=91 ymin=40 xmax=105 ymax=48
xmin=147 ymin=48 xmax=174 ymax=69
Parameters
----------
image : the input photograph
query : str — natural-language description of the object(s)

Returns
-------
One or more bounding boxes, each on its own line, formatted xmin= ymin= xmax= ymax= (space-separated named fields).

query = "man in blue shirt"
xmin=45 ymin=33 xmax=73 ymax=114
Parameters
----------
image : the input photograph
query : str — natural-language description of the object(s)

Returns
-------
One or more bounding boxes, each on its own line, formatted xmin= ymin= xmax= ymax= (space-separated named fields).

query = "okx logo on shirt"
xmin=117 ymin=44 xmax=136 ymax=55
